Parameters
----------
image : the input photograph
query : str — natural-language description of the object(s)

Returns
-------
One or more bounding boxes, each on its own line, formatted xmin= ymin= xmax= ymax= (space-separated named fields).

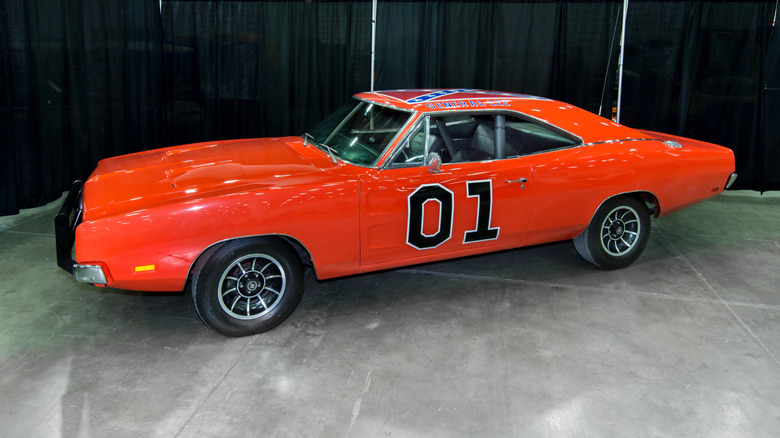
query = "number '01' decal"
xmin=407 ymin=181 xmax=500 ymax=250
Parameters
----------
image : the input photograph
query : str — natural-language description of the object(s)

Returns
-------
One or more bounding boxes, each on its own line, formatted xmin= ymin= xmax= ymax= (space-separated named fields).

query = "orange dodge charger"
xmin=56 ymin=89 xmax=737 ymax=336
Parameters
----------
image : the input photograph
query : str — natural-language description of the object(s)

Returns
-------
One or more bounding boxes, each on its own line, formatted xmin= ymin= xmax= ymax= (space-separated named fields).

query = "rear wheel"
xmin=574 ymin=196 xmax=651 ymax=269
xmin=192 ymin=239 xmax=303 ymax=337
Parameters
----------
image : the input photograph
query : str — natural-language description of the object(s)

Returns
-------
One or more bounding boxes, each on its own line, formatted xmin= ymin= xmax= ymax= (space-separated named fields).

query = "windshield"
xmin=306 ymin=99 xmax=411 ymax=166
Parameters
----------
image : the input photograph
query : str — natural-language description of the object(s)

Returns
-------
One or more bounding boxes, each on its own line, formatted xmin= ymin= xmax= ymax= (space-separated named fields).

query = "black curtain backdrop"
xmin=765 ymin=7 xmax=780 ymax=191
xmin=162 ymin=1 xmax=371 ymax=146
xmin=1 ymin=0 xmax=778 ymax=216
xmin=375 ymin=1 xmax=622 ymax=115
xmin=620 ymin=1 xmax=775 ymax=190
xmin=1 ymin=0 xmax=164 ymax=215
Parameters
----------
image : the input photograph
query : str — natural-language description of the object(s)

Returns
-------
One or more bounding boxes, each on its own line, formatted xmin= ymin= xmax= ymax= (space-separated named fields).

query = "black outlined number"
xmin=407 ymin=185 xmax=454 ymax=249
xmin=407 ymin=181 xmax=500 ymax=250
xmin=464 ymin=180 xmax=500 ymax=243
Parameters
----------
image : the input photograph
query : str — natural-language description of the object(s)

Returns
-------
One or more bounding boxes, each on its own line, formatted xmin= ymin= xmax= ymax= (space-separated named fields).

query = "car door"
xmin=358 ymin=114 xmax=534 ymax=272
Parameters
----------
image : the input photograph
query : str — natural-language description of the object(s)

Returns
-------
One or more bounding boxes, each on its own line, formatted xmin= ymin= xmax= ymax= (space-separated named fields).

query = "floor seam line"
xmin=657 ymin=229 xmax=780 ymax=367
xmin=654 ymin=229 xmax=779 ymax=244
xmin=173 ymin=334 xmax=259 ymax=436
xmin=0 ymin=210 xmax=57 ymax=229
xmin=401 ymin=268 xmax=780 ymax=311
xmin=0 ymin=230 xmax=55 ymax=237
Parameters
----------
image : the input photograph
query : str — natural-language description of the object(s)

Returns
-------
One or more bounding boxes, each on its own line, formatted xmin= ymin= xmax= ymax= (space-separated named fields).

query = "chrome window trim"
xmin=382 ymin=116 xmax=431 ymax=169
xmin=376 ymin=108 xmax=587 ymax=168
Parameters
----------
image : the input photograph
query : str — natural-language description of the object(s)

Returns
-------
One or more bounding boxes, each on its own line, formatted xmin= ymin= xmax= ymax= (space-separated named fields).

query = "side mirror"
xmin=427 ymin=152 xmax=442 ymax=173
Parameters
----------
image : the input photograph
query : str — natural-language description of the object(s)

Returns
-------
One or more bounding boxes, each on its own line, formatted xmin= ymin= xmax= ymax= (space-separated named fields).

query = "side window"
xmin=432 ymin=113 xmax=581 ymax=163
xmin=504 ymin=117 xmax=580 ymax=156
xmin=437 ymin=114 xmax=494 ymax=162
xmin=388 ymin=118 xmax=439 ymax=167
xmin=388 ymin=112 xmax=581 ymax=167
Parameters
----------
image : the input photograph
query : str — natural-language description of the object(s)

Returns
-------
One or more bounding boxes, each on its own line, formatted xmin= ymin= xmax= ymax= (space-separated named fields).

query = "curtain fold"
xmin=162 ymin=0 xmax=371 ymax=146
xmin=374 ymin=1 xmax=621 ymax=114
xmin=1 ymin=0 xmax=41 ymax=214
xmin=0 ymin=0 xmax=164 ymax=216
xmin=621 ymin=1 xmax=775 ymax=190
xmin=761 ymin=5 xmax=780 ymax=191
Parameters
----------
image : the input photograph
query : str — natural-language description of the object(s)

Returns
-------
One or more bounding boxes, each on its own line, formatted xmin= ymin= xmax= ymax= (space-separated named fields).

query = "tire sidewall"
xmin=193 ymin=240 xmax=304 ymax=337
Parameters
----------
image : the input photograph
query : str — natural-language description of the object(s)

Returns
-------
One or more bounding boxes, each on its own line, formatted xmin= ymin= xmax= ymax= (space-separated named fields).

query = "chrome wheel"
xmin=217 ymin=254 xmax=286 ymax=320
xmin=573 ymin=196 xmax=651 ymax=270
xmin=600 ymin=205 xmax=641 ymax=256
xmin=192 ymin=239 xmax=304 ymax=337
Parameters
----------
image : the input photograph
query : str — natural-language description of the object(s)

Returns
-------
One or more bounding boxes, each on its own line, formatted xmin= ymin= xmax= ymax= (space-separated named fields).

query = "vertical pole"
xmin=370 ymin=0 xmax=378 ymax=91
xmin=599 ymin=8 xmax=621 ymax=118
xmin=616 ymin=0 xmax=629 ymax=123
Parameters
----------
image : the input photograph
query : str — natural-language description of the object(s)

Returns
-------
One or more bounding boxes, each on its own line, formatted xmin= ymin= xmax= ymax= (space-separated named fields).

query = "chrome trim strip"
xmin=581 ymin=138 xmax=664 ymax=147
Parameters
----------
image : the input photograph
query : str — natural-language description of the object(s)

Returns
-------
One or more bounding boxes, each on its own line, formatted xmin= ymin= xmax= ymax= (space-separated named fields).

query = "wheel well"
xmin=187 ymin=235 xmax=314 ymax=287
xmin=597 ymin=191 xmax=659 ymax=219
xmin=632 ymin=191 xmax=660 ymax=217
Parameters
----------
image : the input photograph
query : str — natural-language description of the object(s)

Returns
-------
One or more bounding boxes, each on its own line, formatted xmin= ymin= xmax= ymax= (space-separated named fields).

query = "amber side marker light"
xmin=134 ymin=264 xmax=156 ymax=273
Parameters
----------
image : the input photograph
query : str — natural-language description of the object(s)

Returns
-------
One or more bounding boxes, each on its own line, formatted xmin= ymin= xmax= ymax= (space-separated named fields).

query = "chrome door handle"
xmin=505 ymin=177 xmax=528 ymax=184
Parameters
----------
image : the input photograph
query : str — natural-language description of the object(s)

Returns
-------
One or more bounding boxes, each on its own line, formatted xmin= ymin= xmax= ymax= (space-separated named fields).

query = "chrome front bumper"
xmin=55 ymin=181 xmax=108 ymax=285
xmin=73 ymin=264 xmax=107 ymax=284
xmin=55 ymin=180 xmax=83 ymax=274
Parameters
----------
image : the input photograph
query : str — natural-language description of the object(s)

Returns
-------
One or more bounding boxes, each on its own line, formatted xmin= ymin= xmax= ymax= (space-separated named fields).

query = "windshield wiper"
xmin=302 ymin=132 xmax=315 ymax=147
xmin=302 ymin=132 xmax=338 ymax=164
xmin=319 ymin=143 xmax=339 ymax=164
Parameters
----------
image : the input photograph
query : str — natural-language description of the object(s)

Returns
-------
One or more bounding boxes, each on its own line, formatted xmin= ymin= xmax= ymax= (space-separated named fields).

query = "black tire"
xmin=191 ymin=239 xmax=304 ymax=337
xmin=573 ymin=196 xmax=651 ymax=270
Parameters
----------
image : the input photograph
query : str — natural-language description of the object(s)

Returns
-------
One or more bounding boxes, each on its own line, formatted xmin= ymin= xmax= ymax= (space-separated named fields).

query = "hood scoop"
xmin=159 ymin=139 xmax=308 ymax=190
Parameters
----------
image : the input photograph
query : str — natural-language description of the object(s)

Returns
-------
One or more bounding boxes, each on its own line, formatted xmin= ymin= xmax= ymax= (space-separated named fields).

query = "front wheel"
xmin=191 ymin=239 xmax=304 ymax=337
xmin=573 ymin=196 xmax=651 ymax=269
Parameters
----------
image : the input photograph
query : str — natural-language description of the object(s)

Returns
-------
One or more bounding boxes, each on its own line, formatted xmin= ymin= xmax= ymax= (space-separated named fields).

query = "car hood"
xmin=83 ymin=137 xmax=336 ymax=219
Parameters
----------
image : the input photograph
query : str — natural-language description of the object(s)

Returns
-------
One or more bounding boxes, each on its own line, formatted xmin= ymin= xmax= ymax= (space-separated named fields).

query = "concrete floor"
xmin=0 ymin=191 xmax=779 ymax=438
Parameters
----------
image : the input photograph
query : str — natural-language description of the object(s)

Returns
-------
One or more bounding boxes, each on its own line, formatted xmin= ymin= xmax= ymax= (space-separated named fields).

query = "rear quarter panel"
xmin=521 ymin=136 xmax=734 ymax=246
xmin=636 ymin=131 xmax=735 ymax=216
